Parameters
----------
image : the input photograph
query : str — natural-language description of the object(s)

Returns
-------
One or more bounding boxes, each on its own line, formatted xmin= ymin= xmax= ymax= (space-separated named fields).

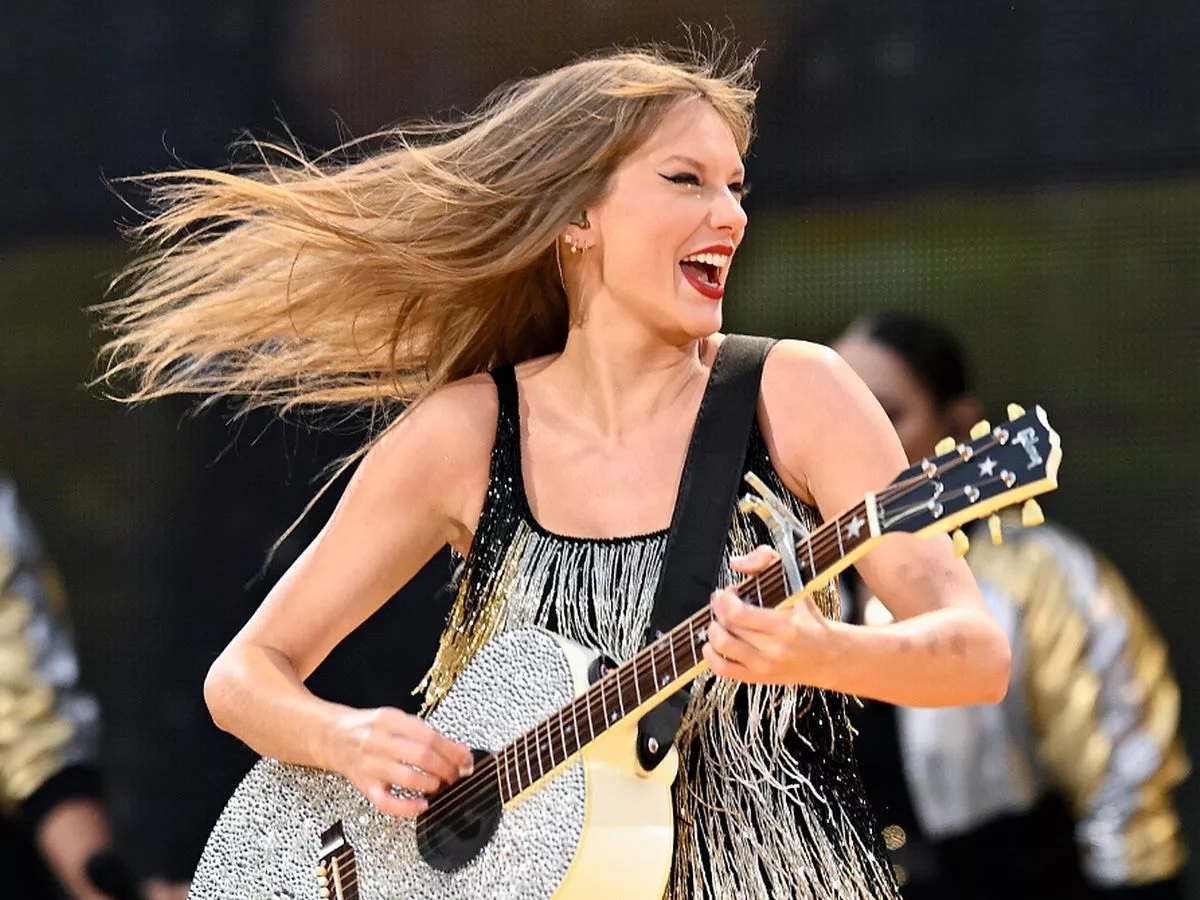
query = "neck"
xmin=550 ymin=318 xmax=713 ymax=438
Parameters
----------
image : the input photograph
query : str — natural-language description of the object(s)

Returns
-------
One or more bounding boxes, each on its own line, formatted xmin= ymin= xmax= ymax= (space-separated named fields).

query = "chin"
xmin=683 ymin=304 xmax=723 ymax=339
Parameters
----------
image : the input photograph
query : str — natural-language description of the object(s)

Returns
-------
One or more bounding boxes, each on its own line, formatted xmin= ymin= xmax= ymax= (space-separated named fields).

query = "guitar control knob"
xmin=988 ymin=515 xmax=1004 ymax=546
xmin=951 ymin=529 xmax=970 ymax=558
xmin=934 ymin=436 xmax=956 ymax=456
xmin=1007 ymin=403 xmax=1026 ymax=420
xmin=969 ymin=420 xmax=992 ymax=440
xmin=1021 ymin=499 xmax=1045 ymax=527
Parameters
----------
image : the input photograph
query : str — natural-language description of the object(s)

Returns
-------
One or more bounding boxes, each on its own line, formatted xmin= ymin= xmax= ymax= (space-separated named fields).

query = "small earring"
xmin=563 ymin=234 xmax=589 ymax=254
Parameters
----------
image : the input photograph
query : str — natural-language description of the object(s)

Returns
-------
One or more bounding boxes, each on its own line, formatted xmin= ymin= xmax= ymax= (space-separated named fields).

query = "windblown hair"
xmin=94 ymin=42 xmax=758 ymax=428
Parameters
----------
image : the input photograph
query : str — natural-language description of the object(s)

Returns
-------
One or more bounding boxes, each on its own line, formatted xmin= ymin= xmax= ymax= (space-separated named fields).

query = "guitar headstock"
xmin=872 ymin=404 xmax=1061 ymax=553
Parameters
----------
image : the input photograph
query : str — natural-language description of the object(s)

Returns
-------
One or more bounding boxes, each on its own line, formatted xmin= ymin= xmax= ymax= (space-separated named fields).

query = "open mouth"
xmin=679 ymin=250 xmax=731 ymax=301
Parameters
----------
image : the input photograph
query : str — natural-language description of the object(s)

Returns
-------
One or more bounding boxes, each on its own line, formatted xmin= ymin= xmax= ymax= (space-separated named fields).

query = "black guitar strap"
xmin=636 ymin=334 xmax=776 ymax=770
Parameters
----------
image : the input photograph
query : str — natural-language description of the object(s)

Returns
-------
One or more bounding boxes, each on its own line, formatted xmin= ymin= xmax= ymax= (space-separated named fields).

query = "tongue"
xmin=680 ymin=260 xmax=717 ymax=286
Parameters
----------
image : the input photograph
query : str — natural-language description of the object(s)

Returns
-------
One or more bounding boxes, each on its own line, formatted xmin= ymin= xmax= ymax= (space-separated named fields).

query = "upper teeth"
xmin=681 ymin=252 xmax=729 ymax=268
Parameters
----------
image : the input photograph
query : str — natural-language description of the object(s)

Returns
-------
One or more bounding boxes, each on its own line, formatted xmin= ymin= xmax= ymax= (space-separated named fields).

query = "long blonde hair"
xmin=95 ymin=42 xmax=757 ymax=433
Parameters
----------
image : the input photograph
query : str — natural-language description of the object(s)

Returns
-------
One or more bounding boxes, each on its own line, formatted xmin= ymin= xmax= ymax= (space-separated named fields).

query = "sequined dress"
xmin=420 ymin=366 xmax=900 ymax=900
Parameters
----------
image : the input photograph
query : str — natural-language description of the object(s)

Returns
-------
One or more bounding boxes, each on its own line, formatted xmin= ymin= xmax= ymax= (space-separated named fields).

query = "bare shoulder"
xmin=760 ymin=338 xmax=857 ymax=402
xmin=354 ymin=373 xmax=498 ymax=549
xmin=756 ymin=339 xmax=987 ymax=624
xmin=756 ymin=338 xmax=904 ymax=508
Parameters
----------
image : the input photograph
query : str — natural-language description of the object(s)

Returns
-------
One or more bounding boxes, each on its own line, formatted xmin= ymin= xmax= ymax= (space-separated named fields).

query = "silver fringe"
xmin=421 ymin=476 xmax=898 ymax=899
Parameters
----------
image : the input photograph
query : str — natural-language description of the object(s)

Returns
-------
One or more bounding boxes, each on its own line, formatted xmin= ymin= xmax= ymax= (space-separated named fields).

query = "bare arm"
xmin=34 ymin=798 xmax=114 ymax=900
xmin=203 ymin=379 xmax=493 ymax=815
xmin=705 ymin=340 xmax=1011 ymax=706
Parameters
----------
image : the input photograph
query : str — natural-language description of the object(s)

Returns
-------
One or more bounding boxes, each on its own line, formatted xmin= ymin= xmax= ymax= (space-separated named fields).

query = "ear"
xmin=945 ymin=395 xmax=984 ymax=442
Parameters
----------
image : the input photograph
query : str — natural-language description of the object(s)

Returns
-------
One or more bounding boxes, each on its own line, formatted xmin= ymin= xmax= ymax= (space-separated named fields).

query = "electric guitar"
xmin=187 ymin=405 xmax=1061 ymax=900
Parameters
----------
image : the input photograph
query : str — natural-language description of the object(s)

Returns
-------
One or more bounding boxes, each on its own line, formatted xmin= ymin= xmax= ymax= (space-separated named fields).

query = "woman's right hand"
xmin=330 ymin=706 xmax=476 ymax=817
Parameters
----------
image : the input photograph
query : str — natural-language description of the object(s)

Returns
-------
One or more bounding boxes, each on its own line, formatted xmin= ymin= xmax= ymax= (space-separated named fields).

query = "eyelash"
xmin=663 ymin=173 xmax=751 ymax=198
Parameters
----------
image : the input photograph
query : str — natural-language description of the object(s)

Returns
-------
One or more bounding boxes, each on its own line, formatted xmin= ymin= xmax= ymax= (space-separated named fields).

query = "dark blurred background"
xmin=1 ymin=0 xmax=1197 ymax=891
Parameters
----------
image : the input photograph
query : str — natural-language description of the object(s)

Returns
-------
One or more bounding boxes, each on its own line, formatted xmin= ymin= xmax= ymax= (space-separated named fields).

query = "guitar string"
xmin=329 ymin=850 xmax=358 ymax=897
xmin=411 ymin=501 xmax=856 ymax=841
xmin=414 ymin=458 xmax=1007 ymax=853
xmin=412 ymin=439 xmax=1012 ymax=848
xmin=413 ymin=452 xmax=1010 ymax=849
xmin=415 ymin=478 xmax=1012 ymax=861
xmin=410 ymin=523 xmax=840 ymax=851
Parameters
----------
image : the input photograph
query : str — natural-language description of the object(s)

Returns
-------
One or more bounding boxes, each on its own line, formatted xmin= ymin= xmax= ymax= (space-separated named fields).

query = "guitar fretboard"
xmin=493 ymin=501 xmax=872 ymax=801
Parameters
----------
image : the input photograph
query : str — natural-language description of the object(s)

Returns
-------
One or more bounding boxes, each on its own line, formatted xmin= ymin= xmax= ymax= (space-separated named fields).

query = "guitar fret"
xmin=495 ymin=752 xmax=506 ymax=806
xmin=557 ymin=707 xmax=568 ymax=768
xmin=533 ymin=726 xmax=545 ymax=782
xmin=835 ymin=513 xmax=845 ymax=557
xmin=604 ymin=672 xmax=614 ymax=729
xmin=572 ymin=695 xmax=583 ymax=752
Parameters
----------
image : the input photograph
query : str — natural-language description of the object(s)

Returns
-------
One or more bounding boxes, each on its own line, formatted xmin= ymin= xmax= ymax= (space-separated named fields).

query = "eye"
xmin=730 ymin=181 xmax=751 ymax=199
xmin=661 ymin=172 xmax=701 ymax=187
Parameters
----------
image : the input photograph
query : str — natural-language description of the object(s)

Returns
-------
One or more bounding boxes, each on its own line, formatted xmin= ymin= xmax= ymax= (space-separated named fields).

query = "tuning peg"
xmin=934 ymin=436 xmax=956 ymax=456
xmin=1021 ymin=499 xmax=1045 ymax=527
xmin=951 ymin=529 xmax=970 ymax=557
xmin=1007 ymin=403 xmax=1026 ymax=421
xmin=988 ymin=514 xmax=1004 ymax=545
xmin=969 ymin=420 xmax=992 ymax=440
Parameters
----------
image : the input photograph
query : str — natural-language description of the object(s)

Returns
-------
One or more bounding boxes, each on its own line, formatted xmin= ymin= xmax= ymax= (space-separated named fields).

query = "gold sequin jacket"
xmin=0 ymin=477 xmax=101 ymax=817
xmin=889 ymin=516 xmax=1188 ymax=887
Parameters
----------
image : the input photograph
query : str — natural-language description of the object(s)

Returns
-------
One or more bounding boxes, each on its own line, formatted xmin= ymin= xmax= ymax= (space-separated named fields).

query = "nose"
xmin=709 ymin=187 xmax=748 ymax=237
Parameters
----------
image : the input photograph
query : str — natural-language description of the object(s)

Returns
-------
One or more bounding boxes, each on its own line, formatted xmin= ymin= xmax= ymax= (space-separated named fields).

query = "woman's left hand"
xmin=702 ymin=546 xmax=836 ymax=686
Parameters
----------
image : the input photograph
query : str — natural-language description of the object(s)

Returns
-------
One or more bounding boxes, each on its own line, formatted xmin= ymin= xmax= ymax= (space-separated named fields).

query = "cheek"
xmin=602 ymin=224 xmax=680 ymax=288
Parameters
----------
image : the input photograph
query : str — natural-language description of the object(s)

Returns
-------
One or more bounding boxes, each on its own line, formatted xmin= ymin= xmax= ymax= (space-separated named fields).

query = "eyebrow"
xmin=661 ymin=154 xmax=746 ymax=179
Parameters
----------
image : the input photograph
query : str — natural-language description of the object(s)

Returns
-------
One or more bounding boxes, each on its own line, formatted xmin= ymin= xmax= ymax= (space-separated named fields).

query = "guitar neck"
xmin=493 ymin=498 xmax=877 ymax=802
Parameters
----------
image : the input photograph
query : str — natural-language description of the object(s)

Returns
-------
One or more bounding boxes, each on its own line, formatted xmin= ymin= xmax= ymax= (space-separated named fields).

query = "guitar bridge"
xmin=316 ymin=821 xmax=359 ymax=900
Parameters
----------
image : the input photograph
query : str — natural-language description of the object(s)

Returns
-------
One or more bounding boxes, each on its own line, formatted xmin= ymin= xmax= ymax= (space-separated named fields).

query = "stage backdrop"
xmin=1 ymin=0 xmax=1196 ymax=888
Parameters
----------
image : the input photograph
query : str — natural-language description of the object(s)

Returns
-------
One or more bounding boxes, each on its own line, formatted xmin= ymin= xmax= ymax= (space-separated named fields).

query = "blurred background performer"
xmin=832 ymin=312 xmax=1190 ymax=899
xmin=0 ymin=475 xmax=189 ymax=900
